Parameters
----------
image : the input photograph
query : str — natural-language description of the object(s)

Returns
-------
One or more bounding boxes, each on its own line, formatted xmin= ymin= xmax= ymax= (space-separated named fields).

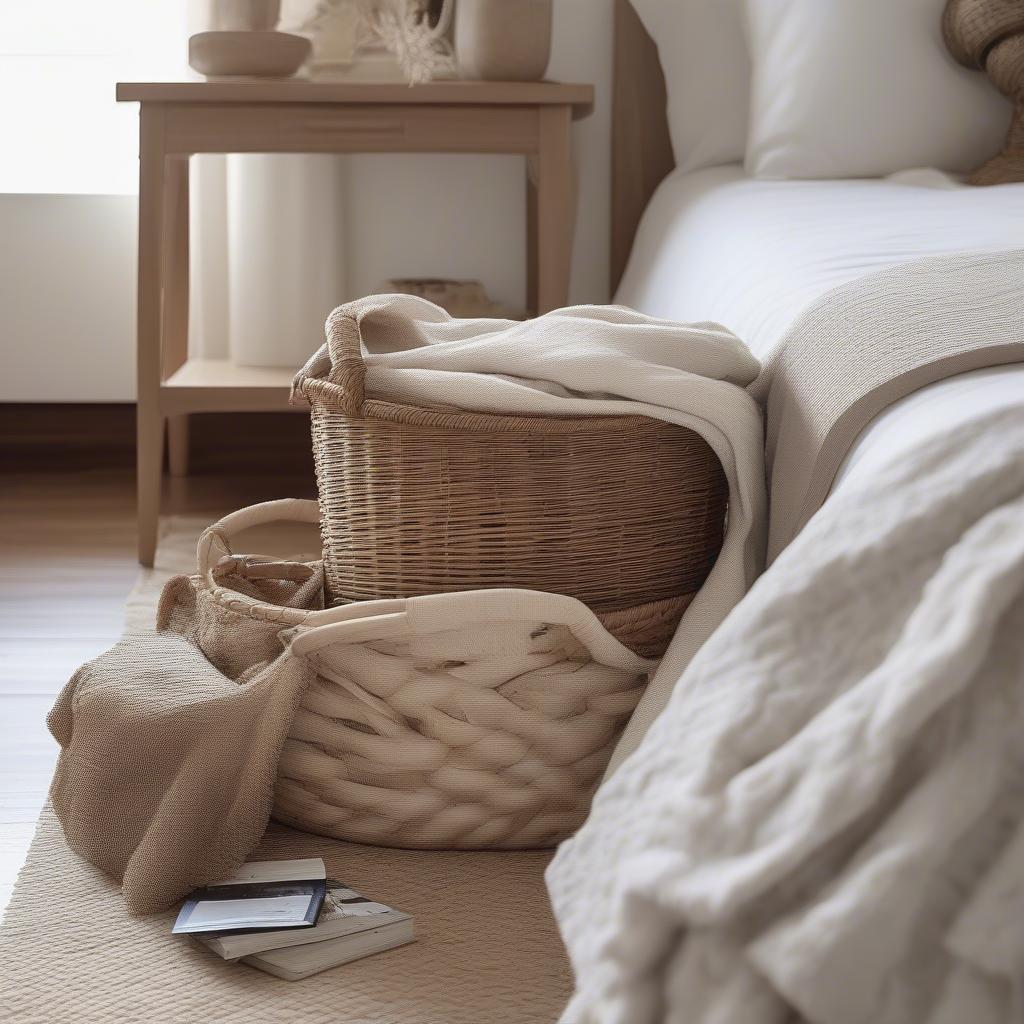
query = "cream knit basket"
xmin=197 ymin=499 xmax=658 ymax=850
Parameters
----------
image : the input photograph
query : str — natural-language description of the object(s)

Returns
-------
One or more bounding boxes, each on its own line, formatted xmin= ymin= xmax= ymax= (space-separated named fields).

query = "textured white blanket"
xmin=547 ymin=404 xmax=1024 ymax=1023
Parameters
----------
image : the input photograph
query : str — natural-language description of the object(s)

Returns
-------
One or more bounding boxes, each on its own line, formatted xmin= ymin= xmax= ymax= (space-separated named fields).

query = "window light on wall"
xmin=1 ymin=2 xmax=188 ymax=195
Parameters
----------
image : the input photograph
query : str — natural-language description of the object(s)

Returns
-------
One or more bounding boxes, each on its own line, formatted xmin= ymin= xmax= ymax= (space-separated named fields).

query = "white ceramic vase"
xmin=455 ymin=0 xmax=553 ymax=81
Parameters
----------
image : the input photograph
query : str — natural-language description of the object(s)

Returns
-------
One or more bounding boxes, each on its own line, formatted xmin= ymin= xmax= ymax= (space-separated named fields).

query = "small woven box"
xmin=292 ymin=306 xmax=728 ymax=658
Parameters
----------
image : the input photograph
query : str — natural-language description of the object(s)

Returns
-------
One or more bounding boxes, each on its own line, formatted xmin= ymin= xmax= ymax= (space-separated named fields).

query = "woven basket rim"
xmin=298 ymin=377 xmax=693 ymax=436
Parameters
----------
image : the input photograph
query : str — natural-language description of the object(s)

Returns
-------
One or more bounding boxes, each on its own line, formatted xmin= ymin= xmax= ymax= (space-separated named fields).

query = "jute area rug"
xmin=0 ymin=516 xmax=572 ymax=1024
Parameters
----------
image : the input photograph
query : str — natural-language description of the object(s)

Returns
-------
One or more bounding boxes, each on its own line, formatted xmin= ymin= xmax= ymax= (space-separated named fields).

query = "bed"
xmin=547 ymin=5 xmax=1024 ymax=1023
xmin=3 ymin=5 xmax=1022 ymax=1022
xmin=610 ymin=0 xmax=1024 ymax=505
xmin=618 ymin=162 xmax=1024 ymax=497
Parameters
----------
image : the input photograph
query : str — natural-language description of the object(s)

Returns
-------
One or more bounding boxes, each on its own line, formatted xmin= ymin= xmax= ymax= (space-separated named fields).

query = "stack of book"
xmin=172 ymin=858 xmax=414 ymax=981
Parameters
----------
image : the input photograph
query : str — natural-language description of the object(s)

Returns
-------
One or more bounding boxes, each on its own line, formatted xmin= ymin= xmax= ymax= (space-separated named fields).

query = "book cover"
xmin=172 ymin=858 xmax=327 ymax=935
xmin=197 ymin=879 xmax=412 ymax=960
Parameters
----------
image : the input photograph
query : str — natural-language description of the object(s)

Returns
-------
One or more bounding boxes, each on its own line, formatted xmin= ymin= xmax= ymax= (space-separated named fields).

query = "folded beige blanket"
xmin=752 ymin=249 xmax=1024 ymax=561
xmin=47 ymin=565 xmax=322 ymax=914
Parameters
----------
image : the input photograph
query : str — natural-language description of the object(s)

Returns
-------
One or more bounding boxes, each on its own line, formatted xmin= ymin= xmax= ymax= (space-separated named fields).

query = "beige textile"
xmin=196 ymin=501 xmax=656 ymax=851
xmin=276 ymin=592 xmax=652 ymax=850
xmin=751 ymin=250 xmax=1024 ymax=561
xmin=1 ymin=808 xmax=568 ymax=1024
xmin=46 ymin=491 xmax=658 ymax=915
xmin=46 ymin=570 xmax=320 ymax=915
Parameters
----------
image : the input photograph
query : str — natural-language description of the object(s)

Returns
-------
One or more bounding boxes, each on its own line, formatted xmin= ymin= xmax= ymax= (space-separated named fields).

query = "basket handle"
xmin=197 ymin=498 xmax=321 ymax=590
xmin=290 ymin=611 xmax=412 ymax=656
xmin=324 ymin=308 xmax=366 ymax=414
xmin=290 ymin=308 xmax=367 ymax=414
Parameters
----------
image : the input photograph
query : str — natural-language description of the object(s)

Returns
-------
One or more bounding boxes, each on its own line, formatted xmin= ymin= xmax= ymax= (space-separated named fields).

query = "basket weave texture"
xmin=293 ymin=309 xmax=728 ymax=657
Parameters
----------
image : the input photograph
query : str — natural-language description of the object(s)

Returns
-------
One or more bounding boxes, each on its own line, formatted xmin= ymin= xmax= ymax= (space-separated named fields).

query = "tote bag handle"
xmin=196 ymin=498 xmax=321 ymax=592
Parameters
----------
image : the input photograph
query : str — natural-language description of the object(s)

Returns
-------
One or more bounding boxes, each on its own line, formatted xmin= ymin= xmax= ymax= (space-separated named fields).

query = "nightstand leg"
xmin=167 ymin=417 xmax=190 ymax=478
xmin=526 ymin=158 xmax=539 ymax=316
xmin=163 ymin=157 xmax=191 ymax=479
xmin=136 ymin=108 xmax=167 ymax=567
xmin=535 ymin=104 xmax=573 ymax=314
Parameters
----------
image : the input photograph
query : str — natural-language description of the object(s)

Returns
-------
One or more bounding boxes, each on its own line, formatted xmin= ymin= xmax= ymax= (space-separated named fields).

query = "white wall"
xmin=346 ymin=0 xmax=613 ymax=312
xmin=0 ymin=194 xmax=138 ymax=401
xmin=0 ymin=0 xmax=612 ymax=402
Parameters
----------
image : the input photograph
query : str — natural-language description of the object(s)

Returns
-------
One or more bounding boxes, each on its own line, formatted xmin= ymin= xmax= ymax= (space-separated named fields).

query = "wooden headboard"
xmin=610 ymin=0 xmax=674 ymax=294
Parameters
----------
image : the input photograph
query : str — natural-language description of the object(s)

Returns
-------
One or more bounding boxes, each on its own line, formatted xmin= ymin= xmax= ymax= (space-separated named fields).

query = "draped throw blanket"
xmin=46 ymin=566 xmax=323 ymax=915
xmin=609 ymin=251 xmax=1024 ymax=771
xmin=295 ymin=298 xmax=769 ymax=769
xmin=547 ymin=251 xmax=1024 ymax=1022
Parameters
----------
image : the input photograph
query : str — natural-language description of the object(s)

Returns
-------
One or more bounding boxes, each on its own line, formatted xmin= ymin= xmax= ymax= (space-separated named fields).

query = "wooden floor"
xmin=0 ymin=463 xmax=314 ymax=919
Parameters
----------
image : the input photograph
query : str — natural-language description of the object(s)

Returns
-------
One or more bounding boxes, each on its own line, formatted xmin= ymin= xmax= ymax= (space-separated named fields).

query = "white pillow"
xmin=630 ymin=0 xmax=750 ymax=174
xmin=744 ymin=0 xmax=1012 ymax=179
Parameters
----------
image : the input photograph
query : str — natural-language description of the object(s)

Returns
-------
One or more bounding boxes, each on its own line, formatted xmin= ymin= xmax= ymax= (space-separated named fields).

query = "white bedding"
xmin=549 ymin=398 xmax=1024 ymax=1024
xmin=552 ymin=174 xmax=1024 ymax=1020
xmin=617 ymin=165 xmax=1024 ymax=495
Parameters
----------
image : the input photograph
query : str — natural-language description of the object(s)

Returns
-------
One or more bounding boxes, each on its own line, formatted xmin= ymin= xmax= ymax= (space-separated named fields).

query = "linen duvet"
xmin=549 ymin=400 xmax=1024 ymax=1024
xmin=549 ymin=237 xmax=1024 ymax=1022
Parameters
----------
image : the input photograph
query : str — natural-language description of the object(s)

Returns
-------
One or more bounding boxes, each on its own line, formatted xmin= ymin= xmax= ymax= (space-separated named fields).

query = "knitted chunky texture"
xmin=275 ymin=617 xmax=648 ymax=849
xmin=181 ymin=503 xmax=659 ymax=855
xmin=944 ymin=0 xmax=1024 ymax=183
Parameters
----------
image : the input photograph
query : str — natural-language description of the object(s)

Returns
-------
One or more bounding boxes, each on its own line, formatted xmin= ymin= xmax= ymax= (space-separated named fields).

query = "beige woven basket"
xmin=293 ymin=309 xmax=728 ymax=657
xmin=196 ymin=500 xmax=657 ymax=850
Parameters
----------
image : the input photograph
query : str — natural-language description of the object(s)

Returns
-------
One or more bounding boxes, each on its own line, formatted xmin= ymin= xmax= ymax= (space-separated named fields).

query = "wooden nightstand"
xmin=116 ymin=80 xmax=594 ymax=565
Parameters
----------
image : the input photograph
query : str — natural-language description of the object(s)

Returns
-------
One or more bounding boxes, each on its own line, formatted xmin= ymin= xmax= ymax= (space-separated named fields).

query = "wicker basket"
xmin=195 ymin=500 xmax=657 ymax=850
xmin=292 ymin=308 xmax=728 ymax=657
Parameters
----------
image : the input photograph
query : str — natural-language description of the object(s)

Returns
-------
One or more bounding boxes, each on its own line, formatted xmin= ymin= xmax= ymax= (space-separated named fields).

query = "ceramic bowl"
xmin=188 ymin=31 xmax=311 ymax=78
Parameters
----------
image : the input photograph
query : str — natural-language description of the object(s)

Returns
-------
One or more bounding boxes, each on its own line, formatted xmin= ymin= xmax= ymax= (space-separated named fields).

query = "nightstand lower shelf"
xmin=162 ymin=359 xmax=301 ymax=414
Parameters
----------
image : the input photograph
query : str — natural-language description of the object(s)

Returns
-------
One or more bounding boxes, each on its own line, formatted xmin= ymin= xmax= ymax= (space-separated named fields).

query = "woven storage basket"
xmin=292 ymin=308 xmax=728 ymax=657
xmin=196 ymin=500 xmax=657 ymax=850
